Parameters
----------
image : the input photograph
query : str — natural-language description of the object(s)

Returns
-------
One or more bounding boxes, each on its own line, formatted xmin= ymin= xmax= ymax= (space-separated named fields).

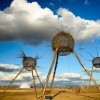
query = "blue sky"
xmin=0 ymin=0 xmax=100 ymax=86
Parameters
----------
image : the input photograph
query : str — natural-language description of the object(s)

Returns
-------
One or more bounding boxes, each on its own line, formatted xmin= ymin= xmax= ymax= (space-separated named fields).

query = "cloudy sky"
xmin=0 ymin=0 xmax=100 ymax=87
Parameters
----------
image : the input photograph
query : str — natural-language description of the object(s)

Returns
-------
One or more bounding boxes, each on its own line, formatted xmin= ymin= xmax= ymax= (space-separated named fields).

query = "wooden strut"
xmin=0 ymin=67 xmax=24 ymax=97
xmin=32 ymin=70 xmax=38 ymax=100
xmin=89 ymin=66 xmax=94 ymax=86
xmin=49 ymin=53 xmax=59 ymax=94
xmin=73 ymin=51 xmax=100 ymax=90
xmin=41 ymin=48 xmax=58 ymax=100
xmin=34 ymin=67 xmax=44 ymax=89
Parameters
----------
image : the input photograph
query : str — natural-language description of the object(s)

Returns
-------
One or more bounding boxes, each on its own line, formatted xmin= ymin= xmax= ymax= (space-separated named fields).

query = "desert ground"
xmin=0 ymin=86 xmax=100 ymax=100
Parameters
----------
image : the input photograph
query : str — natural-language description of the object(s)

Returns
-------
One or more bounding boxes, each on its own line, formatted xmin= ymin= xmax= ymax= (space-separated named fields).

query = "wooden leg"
xmin=41 ymin=48 xmax=58 ymax=100
xmin=73 ymin=51 xmax=100 ymax=90
xmin=34 ymin=67 xmax=44 ymax=89
xmin=32 ymin=70 xmax=38 ymax=100
xmin=50 ymin=53 xmax=59 ymax=93
xmin=89 ymin=66 xmax=94 ymax=86
xmin=0 ymin=67 xmax=24 ymax=97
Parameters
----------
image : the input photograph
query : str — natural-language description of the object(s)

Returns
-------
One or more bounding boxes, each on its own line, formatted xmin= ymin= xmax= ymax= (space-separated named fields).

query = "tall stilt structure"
xmin=0 ymin=52 xmax=43 ymax=100
xmin=89 ymin=57 xmax=100 ymax=86
xmin=41 ymin=31 xmax=99 ymax=100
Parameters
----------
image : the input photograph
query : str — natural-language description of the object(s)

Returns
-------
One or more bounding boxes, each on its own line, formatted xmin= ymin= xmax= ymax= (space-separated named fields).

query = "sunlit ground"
xmin=0 ymin=86 xmax=100 ymax=100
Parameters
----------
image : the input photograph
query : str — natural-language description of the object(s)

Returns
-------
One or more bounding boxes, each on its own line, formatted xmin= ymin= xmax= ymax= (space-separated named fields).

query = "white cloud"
xmin=43 ymin=73 xmax=91 ymax=86
xmin=55 ymin=73 xmax=84 ymax=80
xmin=20 ymin=83 xmax=30 ymax=88
xmin=87 ymin=67 xmax=100 ymax=73
xmin=0 ymin=0 xmax=100 ymax=45
xmin=57 ymin=8 xmax=100 ymax=41
xmin=62 ymin=73 xmax=81 ymax=79
xmin=0 ymin=0 xmax=58 ymax=45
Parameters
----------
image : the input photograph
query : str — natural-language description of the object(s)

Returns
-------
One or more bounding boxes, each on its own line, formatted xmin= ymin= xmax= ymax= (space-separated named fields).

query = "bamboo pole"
xmin=34 ymin=67 xmax=44 ymax=89
xmin=0 ymin=67 xmax=24 ymax=97
xmin=73 ymin=51 xmax=100 ymax=90
xmin=41 ymin=48 xmax=58 ymax=100
xmin=89 ymin=66 xmax=94 ymax=86
xmin=50 ymin=53 xmax=59 ymax=93
xmin=32 ymin=70 xmax=38 ymax=100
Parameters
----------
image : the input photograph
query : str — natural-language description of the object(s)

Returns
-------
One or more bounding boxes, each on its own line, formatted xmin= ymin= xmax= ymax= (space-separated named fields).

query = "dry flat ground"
xmin=0 ymin=87 xmax=100 ymax=100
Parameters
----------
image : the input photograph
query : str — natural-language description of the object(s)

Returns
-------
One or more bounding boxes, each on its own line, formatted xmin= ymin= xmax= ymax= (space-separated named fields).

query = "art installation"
xmin=40 ymin=31 xmax=100 ymax=100
xmin=89 ymin=55 xmax=100 ymax=86
xmin=0 ymin=52 xmax=43 ymax=100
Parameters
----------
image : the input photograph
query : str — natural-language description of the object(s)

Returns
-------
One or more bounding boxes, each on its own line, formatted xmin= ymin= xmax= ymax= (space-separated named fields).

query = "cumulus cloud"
xmin=0 ymin=0 xmax=58 ymax=45
xmin=0 ymin=0 xmax=100 ymax=45
xmin=54 ymin=73 xmax=89 ymax=82
xmin=42 ymin=73 xmax=92 ymax=86
xmin=20 ymin=83 xmax=30 ymax=88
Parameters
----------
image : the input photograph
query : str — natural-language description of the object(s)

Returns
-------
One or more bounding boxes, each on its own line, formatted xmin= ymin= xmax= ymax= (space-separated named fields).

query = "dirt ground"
xmin=0 ymin=86 xmax=100 ymax=100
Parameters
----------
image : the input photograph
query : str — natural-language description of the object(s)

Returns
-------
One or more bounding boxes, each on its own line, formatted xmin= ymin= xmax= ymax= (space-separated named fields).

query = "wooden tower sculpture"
xmin=89 ymin=56 xmax=100 ymax=86
xmin=41 ymin=31 xmax=100 ymax=99
xmin=1 ymin=52 xmax=43 ymax=100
